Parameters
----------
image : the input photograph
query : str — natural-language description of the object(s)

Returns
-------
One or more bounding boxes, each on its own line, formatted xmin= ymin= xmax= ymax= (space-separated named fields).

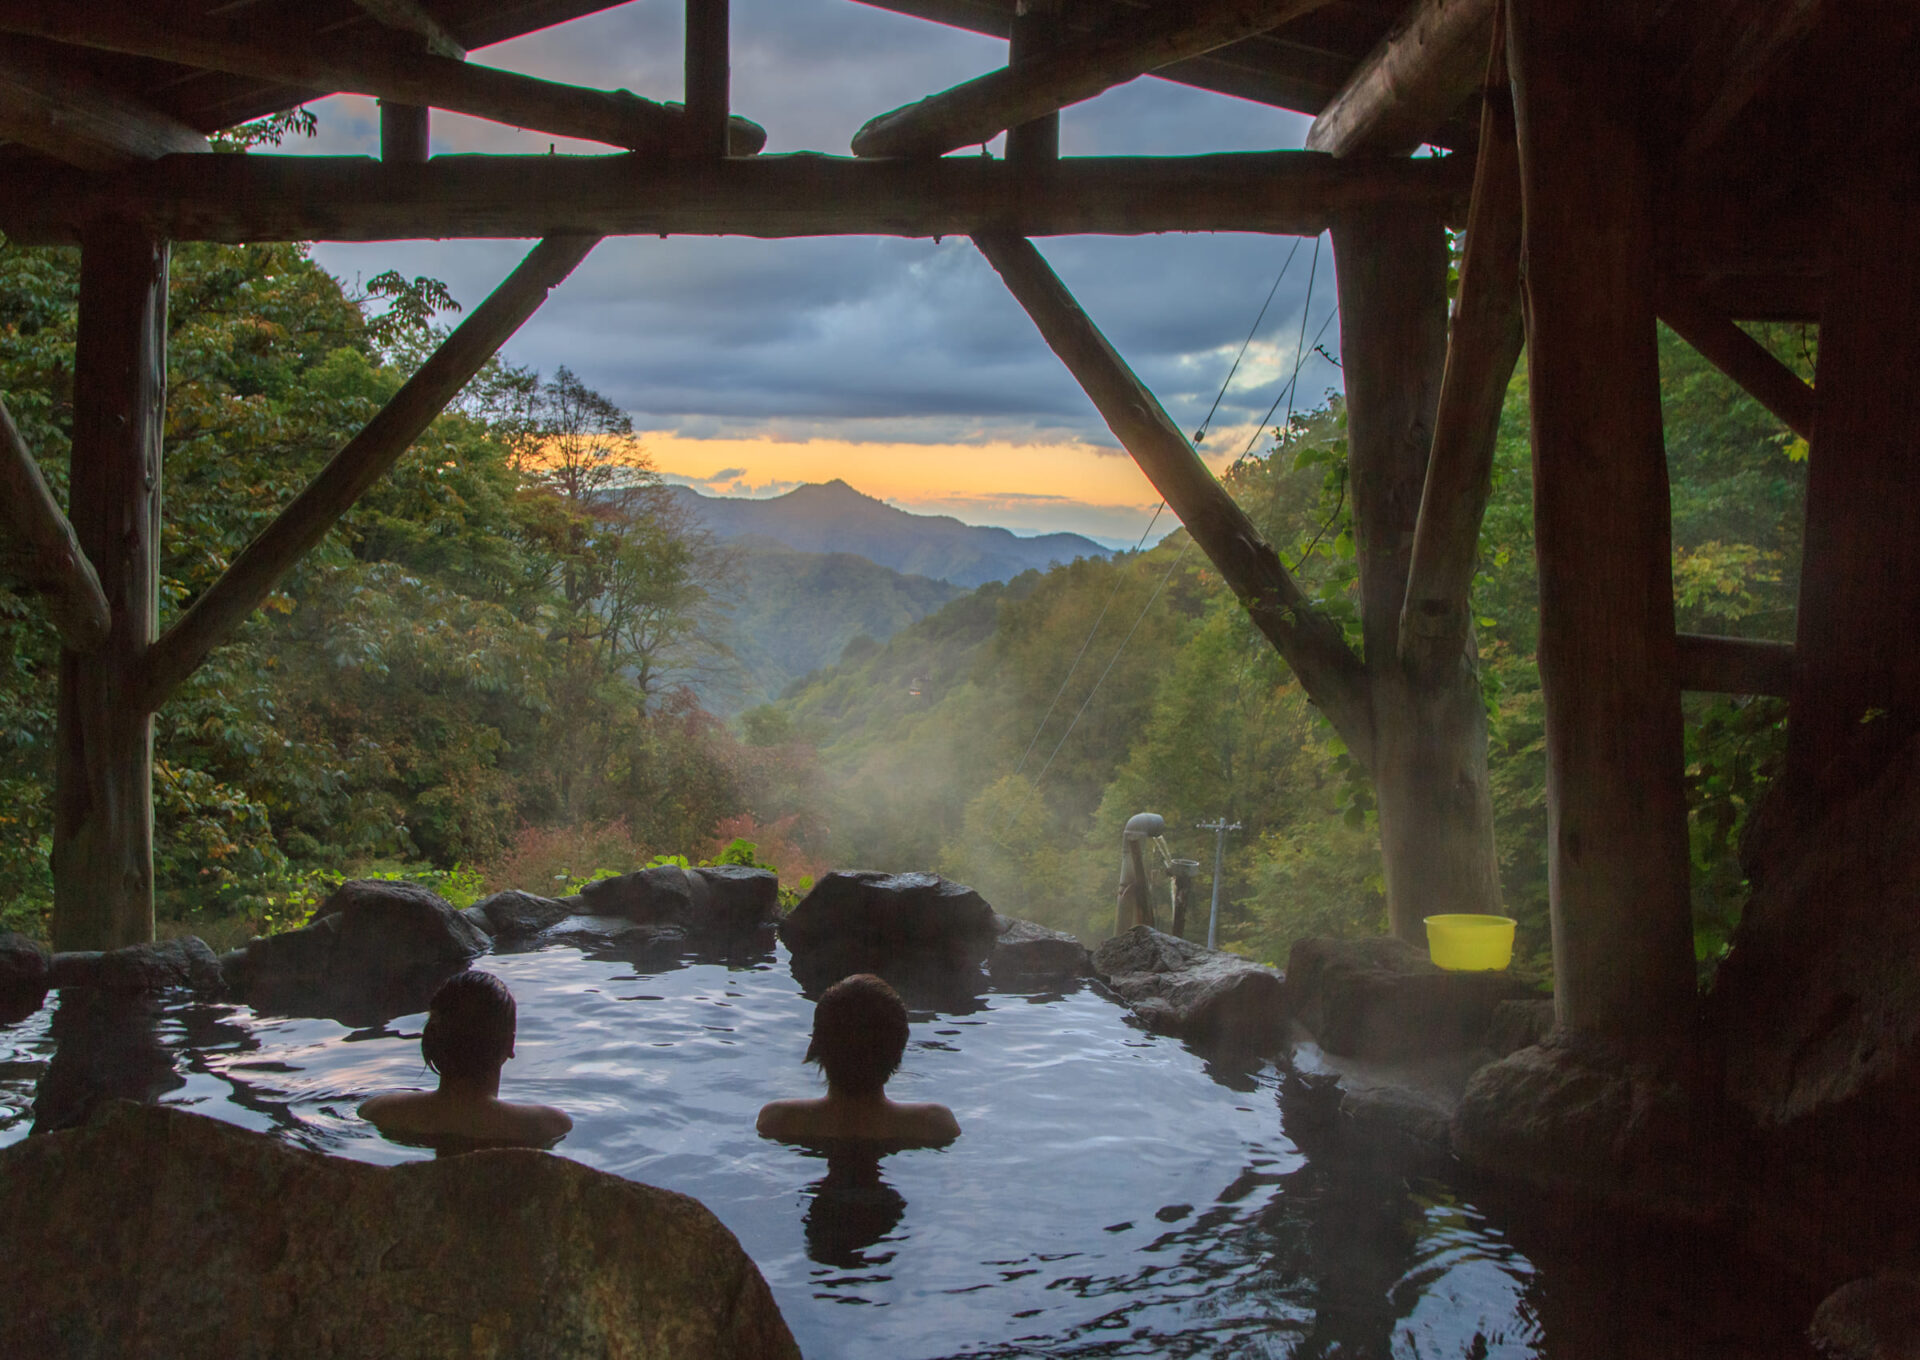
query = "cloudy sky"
xmin=301 ymin=0 xmax=1345 ymax=545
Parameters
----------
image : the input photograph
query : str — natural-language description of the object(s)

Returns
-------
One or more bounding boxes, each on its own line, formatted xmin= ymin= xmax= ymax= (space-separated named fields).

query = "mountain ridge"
xmin=670 ymin=479 xmax=1112 ymax=589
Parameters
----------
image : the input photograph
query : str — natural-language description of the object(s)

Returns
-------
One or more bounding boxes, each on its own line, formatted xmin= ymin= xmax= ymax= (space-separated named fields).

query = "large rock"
xmin=1093 ymin=926 xmax=1285 ymax=1050
xmin=0 ymin=930 xmax=50 ymax=1023
xmin=48 ymin=936 xmax=225 ymax=998
xmin=780 ymin=871 xmax=999 ymax=996
xmin=226 ymin=879 xmax=488 ymax=1026
xmin=989 ymin=916 xmax=1091 ymax=985
xmin=579 ymin=865 xmax=779 ymax=935
xmin=1811 ymin=1275 xmax=1920 ymax=1360
xmin=464 ymin=889 xmax=573 ymax=940
xmin=0 ymin=1102 xmax=799 ymax=1359
xmin=1284 ymin=935 xmax=1536 ymax=1061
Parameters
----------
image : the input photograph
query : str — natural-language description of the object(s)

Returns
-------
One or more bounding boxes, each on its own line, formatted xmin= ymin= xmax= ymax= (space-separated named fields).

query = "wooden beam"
xmin=1509 ymin=0 xmax=1697 ymax=1050
xmin=0 ymin=39 xmax=208 ymax=170
xmin=1786 ymin=166 xmax=1920 ymax=789
xmin=852 ymin=0 xmax=1332 ymax=159
xmin=0 ymin=149 xmax=1474 ymax=245
xmin=140 ymin=235 xmax=600 ymax=712
xmin=684 ymin=0 xmax=730 ymax=158
xmin=1400 ymin=69 xmax=1523 ymax=670
xmin=0 ymin=6 xmax=768 ymax=157
xmin=0 ymin=396 xmax=111 ymax=652
xmin=973 ymin=231 xmax=1374 ymax=760
xmin=1664 ymin=0 xmax=1823 ymax=162
xmin=53 ymin=221 xmax=167 ymax=952
xmin=1005 ymin=0 xmax=1062 ymax=169
xmin=1657 ymin=286 xmax=1815 ymax=442
xmin=1676 ymin=633 xmax=1794 ymax=696
xmin=379 ymin=101 xmax=430 ymax=164
xmin=349 ymin=0 xmax=466 ymax=59
xmin=1306 ymin=0 xmax=1494 ymax=156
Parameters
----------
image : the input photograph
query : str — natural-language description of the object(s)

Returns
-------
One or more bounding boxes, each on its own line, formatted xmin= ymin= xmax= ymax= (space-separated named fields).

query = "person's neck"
xmin=439 ymin=1071 xmax=503 ymax=1102
xmin=826 ymin=1085 xmax=889 ymax=1107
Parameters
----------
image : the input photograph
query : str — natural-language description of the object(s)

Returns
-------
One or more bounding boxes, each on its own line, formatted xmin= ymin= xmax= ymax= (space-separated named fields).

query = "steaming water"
xmin=0 ymin=936 xmax=1812 ymax=1358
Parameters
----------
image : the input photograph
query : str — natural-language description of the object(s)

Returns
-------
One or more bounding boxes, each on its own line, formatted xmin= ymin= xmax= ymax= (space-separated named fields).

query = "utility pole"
xmin=1196 ymin=818 xmax=1242 ymax=949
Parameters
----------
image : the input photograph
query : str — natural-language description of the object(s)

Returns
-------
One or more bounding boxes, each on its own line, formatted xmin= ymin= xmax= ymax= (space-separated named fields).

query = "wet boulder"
xmin=1093 ymin=926 xmax=1286 ymax=1050
xmin=0 ymin=930 xmax=50 ymax=1023
xmin=1811 ymin=1274 xmax=1920 ymax=1360
xmin=48 ymin=937 xmax=225 ymax=998
xmin=989 ymin=916 xmax=1091 ymax=985
xmin=579 ymin=864 xmax=779 ymax=935
xmin=463 ymin=889 xmax=572 ymax=940
xmin=0 ymin=1102 xmax=800 ymax=1360
xmin=1283 ymin=935 xmax=1537 ymax=1061
xmin=226 ymin=879 xmax=487 ymax=1026
xmin=780 ymin=871 xmax=999 ymax=994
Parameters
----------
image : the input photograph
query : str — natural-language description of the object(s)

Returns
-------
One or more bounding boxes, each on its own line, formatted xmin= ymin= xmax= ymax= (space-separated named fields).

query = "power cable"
xmin=1192 ymin=238 xmax=1302 ymax=446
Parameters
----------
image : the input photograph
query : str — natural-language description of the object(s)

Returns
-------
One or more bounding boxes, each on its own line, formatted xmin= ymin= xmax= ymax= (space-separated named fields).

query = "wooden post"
xmin=1333 ymin=204 xmax=1502 ymax=941
xmin=1006 ymin=0 xmax=1061 ymax=168
xmin=379 ymin=100 xmax=429 ymax=163
xmin=684 ymin=0 xmax=729 ymax=158
xmin=1786 ymin=162 xmax=1920 ymax=791
xmin=1508 ymin=0 xmax=1697 ymax=1049
xmin=53 ymin=221 xmax=167 ymax=951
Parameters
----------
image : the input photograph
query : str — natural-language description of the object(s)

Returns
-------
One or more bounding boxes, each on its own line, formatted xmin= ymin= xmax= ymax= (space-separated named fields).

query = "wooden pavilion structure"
xmin=0 ymin=0 xmax=1915 ymax=1066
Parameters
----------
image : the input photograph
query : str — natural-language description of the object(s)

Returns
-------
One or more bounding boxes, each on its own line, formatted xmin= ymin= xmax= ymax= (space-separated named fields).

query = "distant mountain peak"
xmin=671 ymin=480 xmax=1112 ymax=588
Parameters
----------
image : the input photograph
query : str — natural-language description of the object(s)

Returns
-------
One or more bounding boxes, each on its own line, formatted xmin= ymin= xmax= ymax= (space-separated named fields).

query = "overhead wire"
xmin=1191 ymin=238 xmax=1301 ymax=446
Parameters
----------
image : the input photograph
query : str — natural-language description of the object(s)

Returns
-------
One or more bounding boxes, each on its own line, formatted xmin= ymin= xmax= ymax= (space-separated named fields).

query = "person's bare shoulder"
xmin=513 ymin=1102 xmax=573 ymax=1147
xmin=897 ymin=1101 xmax=960 ymax=1144
xmin=756 ymin=1098 xmax=819 ymax=1140
xmin=359 ymin=1090 xmax=430 ymax=1131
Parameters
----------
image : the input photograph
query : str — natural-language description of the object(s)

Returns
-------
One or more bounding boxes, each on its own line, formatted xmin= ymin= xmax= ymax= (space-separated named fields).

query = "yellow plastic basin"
xmin=1423 ymin=914 xmax=1517 ymax=971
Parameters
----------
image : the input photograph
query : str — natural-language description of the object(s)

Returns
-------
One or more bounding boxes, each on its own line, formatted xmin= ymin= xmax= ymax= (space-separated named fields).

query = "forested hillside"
xmin=759 ymin=323 xmax=1809 ymax=975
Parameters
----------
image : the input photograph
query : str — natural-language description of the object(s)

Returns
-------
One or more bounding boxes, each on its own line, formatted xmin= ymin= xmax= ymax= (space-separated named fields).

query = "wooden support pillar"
xmin=1334 ymin=204 xmax=1501 ymax=941
xmin=1786 ymin=163 xmax=1920 ymax=791
xmin=684 ymin=0 xmax=729 ymax=158
xmin=1006 ymin=0 xmax=1062 ymax=167
xmin=53 ymin=221 xmax=167 ymax=952
xmin=379 ymin=100 xmax=430 ymax=163
xmin=1509 ymin=0 xmax=1696 ymax=1048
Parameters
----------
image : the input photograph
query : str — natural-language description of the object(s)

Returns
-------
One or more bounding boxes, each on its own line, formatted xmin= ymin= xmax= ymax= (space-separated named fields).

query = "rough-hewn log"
xmin=0 ymin=396 xmax=111 ymax=652
xmin=853 ymin=0 xmax=1331 ymax=158
xmin=1306 ymin=0 xmax=1494 ymax=156
xmin=350 ymin=0 xmax=466 ymax=59
xmin=1334 ymin=202 xmax=1500 ymax=940
xmin=1664 ymin=0 xmax=1823 ymax=161
xmin=0 ymin=6 xmax=767 ymax=157
xmin=1657 ymin=286 xmax=1815 ymax=442
xmin=379 ymin=101 xmax=430 ymax=164
xmin=141 ymin=236 xmax=600 ymax=711
xmin=1400 ymin=75 xmax=1523 ymax=670
xmin=684 ymin=0 xmax=730 ymax=158
xmin=1675 ymin=633 xmax=1794 ymax=696
xmin=0 ymin=149 xmax=1474 ymax=245
xmin=1786 ymin=168 xmax=1920 ymax=789
xmin=1509 ymin=0 xmax=1697 ymax=1050
xmin=973 ymin=231 xmax=1373 ymax=759
xmin=53 ymin=222 xmax=167 ymax=953
xmin=0 ymin=39 xmax=208 ymax=170
xmin=1005 ymin=0 xmax=1062 ymax=168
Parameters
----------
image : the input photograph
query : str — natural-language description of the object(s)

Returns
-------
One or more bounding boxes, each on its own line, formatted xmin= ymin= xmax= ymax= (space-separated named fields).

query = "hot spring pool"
xmin=0 ymin=931 xmax=1815 ymax=1358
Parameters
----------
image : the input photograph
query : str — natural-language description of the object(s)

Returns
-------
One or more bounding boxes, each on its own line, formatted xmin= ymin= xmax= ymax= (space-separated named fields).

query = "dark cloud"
xmin=304 ymin=0 xmax=1350 ymax=525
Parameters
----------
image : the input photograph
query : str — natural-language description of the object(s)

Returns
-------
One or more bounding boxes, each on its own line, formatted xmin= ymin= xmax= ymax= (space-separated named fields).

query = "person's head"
xmin=422 ymin=970 xmax=516 ymax=1084
xmin=805 ymin=973 xmax=909 ymax=1098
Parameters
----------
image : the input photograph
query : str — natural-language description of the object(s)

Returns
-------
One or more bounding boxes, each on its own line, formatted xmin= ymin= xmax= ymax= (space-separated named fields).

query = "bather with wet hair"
xmin=756 ymin=972 xmax=960 ymax=1146
xmin=359 ymin=970 xmax=573 ymax=1149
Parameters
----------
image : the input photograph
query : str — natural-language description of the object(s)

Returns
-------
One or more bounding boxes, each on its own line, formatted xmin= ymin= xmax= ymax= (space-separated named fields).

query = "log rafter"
xmin=1306 ymin=0 xmax=1495 ymax=157
xmin=1676 ymin=633 xmax=1794 ymax=697
xmin=140 ymin=234 xmax=602 ymax=711
xmin=0 ymin=149 xmax=1474 ymax=245
xmin=852 ymin=0 xmax=1332 ymax=159
xmin=0 ymin=38 xmax=209 ymax=170
xmin=1398 ymin=29 xmax=1522 ymax=673
xmin=0 ymin=5 xmax=766 ymax=156
xmin=972 ymin=231 xmax=1374 ymax=763
xmin=0 ymin=396 xmax=112 ymax=653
